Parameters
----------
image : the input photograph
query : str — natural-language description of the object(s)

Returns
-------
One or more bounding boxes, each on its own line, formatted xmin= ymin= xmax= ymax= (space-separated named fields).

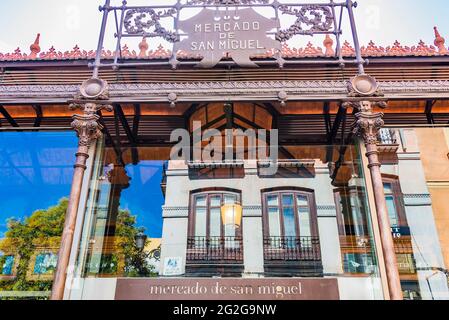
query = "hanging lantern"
xmin=135 ymin=232 xmax=148 ymax=250
xmin=220 ymin=203 xmax=243 ymax=228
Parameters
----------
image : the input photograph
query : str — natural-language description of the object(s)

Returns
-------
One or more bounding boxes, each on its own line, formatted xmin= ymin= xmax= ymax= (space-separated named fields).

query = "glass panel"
xmin=297 ymin=195 xmax=308 ymax=206
xmin=283 ymin=207 xmax=296 ymax=238
xmin=383 ymin=183 xmax=393 ymax=194
xmin=282 ymin=194 xmax=294 ymax=206
xmin=298 ymin=206 xmax=311 ymax=238
xmin=195 ymin=208 xmax=207 ymax=237
xmin=71 ymin=129 xmax=385 ymax=300
xmin=267 ymin=195 xmax=278 ymax=206
xmin=350 ymin=193 xmax=366 ymax=236
xmin=268 ymin=207 xmax=281 ymax=238
xmin=385 ymin=195 xmax=399 ymax=227
xmin=210 ymin=195 xmax=221 ymax=207
xmin=33 ymin=253 xmax=58 ymax=275
xmin=0 ymin=256 xmax=14 ymax=275
xmin=224 ymin=224 xmax=236 ymax=238
xmin=196 ymin=196 xmax=207 ymax=207
xmin=210 ymin=207 xmax=221 ymax=237
xmin=224 ymin=194 xmax=237 ymax=204
xmin=0 ymin=131 xmax=77 ymax=299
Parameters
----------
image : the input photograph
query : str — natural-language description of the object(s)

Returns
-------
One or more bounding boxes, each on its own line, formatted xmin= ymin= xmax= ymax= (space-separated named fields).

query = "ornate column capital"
xmin=69 ymin=78 xmax=113 ymax=147
xmin=350 ymin=99 xmax=387 ymax=146
xmin=353 ymin=108 xmax=385 ymax=146
xmin=71 ymin=113 xmax=103 ymax=148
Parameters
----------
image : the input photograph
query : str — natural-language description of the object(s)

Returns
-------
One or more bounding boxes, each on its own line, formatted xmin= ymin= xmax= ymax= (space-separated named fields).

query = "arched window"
xmin=189 ymin=190 xmax=241 ymax=239
xmin=187 ymin=189 xmax=243 ymax=272
xmin=261 ymin=188 xmax=322 ymax=276
xmin=262 ymin=189 xmax=318 ymax=247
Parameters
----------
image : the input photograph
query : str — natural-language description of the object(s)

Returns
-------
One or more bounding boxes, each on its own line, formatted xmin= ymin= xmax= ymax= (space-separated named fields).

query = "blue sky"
xmin=0 ymin=132 xmax=164 ymax=238
xmin=0 ymin=0 xmax=448 ymax=53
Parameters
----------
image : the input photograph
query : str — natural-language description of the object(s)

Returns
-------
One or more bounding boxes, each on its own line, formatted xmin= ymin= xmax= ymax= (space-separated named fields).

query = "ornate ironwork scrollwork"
xmin=186 ymin=0 xmax=269 ymax=5
xmin=148 ymin=245 xmax=161 ymax=262
xmin=276 ymin=5 xmax=333 ymax=41
xmin=124 ymin=8 xmax=179 ymax=43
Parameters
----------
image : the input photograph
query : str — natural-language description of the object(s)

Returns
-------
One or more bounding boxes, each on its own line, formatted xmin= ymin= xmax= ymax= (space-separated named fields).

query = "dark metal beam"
xmin=98 ymin=111 xmax=125 ymax=166
xmin=114 ymin=104 xmax=136 ymax=145
xmin=32 ymin=104 xmax=43 ymax=127
xmin=132 ymin=104 xmax=141 ymax=138
xmin=328 ymin=104 xmax=347 ymax=143
xmin=0 ymin=105 xmax=19 ymax=127
xmin=131 ymin=104 xmax=141 ymax=165
xmin=323 ymin=102 xmax=331 ymax=135
xmin=331 ymin=132 xmax=355 ymax=183
xmin=425 ymin=100 xmax=436 ymax=125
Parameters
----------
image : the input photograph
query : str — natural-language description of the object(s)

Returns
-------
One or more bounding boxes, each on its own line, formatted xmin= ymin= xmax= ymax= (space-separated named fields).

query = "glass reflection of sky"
xmin=119 ymin=161 xmax=165 ymax=238
xmin=0 ymin=131 xmax=77 ymax=238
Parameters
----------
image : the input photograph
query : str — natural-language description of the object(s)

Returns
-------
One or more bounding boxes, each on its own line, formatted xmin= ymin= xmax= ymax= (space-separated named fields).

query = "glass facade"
xmin=0 ymin=130 xmax=77 ymax=299
xmin=376 ymin=128 xmax=449 ymax=300
xmin=68 ymin=134 xmax=385 ymax=300
xmin=0 ymin=127 xmax=448 ymax=300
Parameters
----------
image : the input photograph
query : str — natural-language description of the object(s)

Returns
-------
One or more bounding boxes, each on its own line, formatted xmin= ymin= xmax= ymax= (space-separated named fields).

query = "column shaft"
xmin=50 ymin=146 xmax=89 ymax=300
xmin=365 ymin=143 xmax=403 ymax=300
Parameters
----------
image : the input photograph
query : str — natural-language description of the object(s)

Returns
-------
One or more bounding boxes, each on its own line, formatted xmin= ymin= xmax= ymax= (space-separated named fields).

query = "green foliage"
xmin=0 ymin=198 xmax=68 ymax=296
xmin=115 ymin=209 xmax=156 ymax=277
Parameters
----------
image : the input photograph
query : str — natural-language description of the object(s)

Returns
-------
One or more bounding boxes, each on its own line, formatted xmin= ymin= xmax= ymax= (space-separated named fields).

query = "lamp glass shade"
xmin=135 ymin=232 xmax=147 ymax=250
xmin=220 ymin=203 xmax=243 ymax=227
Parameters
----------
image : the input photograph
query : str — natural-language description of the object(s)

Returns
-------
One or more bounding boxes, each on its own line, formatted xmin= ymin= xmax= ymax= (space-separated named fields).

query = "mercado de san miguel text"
xmin=0 ymin=0 xmax=449 ymax=301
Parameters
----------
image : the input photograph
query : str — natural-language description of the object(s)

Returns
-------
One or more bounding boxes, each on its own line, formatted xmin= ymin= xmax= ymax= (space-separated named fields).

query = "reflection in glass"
xmin=33 ymin=253 xmax=58 ymax=275
xmin=0 ymin=131 xmax=77 ymax=298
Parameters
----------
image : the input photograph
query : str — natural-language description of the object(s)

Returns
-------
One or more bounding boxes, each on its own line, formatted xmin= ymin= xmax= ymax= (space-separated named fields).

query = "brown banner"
xmin=115 ymin=278 xmax=339 ymax=300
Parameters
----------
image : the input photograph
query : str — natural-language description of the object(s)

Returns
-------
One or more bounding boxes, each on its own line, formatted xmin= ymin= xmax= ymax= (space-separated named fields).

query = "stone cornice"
xmin=1 ymin=80 xmax=449 ymax=104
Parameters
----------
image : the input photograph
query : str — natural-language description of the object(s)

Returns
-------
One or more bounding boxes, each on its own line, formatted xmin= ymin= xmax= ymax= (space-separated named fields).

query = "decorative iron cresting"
xmin=123 ymin=8 xmax=179 ymax=42
xmin=276 ymin=5 xmax=334 ymax=41
xmin=91 ymin=0 xmax=366 ymax=72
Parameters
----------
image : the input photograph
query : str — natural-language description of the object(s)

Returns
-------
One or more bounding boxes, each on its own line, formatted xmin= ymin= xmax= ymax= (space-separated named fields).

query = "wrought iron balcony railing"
xmin=263 ymin=236 xmax=322 ymax=261
xmin=186 ymin=236 xmax=243 ymax=263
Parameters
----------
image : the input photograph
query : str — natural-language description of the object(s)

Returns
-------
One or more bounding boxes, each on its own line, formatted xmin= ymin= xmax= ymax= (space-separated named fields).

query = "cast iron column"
xmin=51 ymin=79 xmax=112 ymax=300
xmin=353 ymin=100 xmax=403 ymax=300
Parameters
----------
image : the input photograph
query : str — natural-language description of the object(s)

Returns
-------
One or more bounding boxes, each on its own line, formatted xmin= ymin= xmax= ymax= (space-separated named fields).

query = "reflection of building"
xmin=377 ymin=129 xmax=449 ymax=299
xmin=1 ymin=1 xmax=449 ymax=301
xmin=0 ymin=242 xmax=60 ymax=282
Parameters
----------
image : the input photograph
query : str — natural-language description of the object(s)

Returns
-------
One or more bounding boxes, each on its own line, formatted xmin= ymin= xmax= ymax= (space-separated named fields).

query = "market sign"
xmin=115 ymin=278 xmax=339 ymax=300
xmin=175 ymin=8 xmax=282 ymax=68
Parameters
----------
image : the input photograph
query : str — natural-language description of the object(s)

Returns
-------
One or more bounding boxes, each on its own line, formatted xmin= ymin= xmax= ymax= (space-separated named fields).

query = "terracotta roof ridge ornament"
xmin=434 ymin=26 xmax=448 ymax=54
xmin=29 ymin=33 xmax=41 ymax=59
xmin=323 ymin=34 xmax=335 ymax=57
xmin=138 ymin=36 xmax=149 ymax=58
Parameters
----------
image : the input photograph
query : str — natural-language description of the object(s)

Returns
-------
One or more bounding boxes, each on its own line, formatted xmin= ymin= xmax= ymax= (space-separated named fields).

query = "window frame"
xmin=188 ymin=189 xmax=242 ymax=239
xmin=382 ymin=175 xmax=408 ymax=228
xmin=334 ymin=186 xmax=369 ymax=237
xmin=261 ymin=188 xmax=319 ymax=240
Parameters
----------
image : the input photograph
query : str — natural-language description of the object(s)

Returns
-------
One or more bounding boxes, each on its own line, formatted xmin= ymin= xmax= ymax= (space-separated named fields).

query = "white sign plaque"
xmin=163 ymin=256 xmax=183 ymax=276
xmin=175 ymin=8 xmax=283 ymax=68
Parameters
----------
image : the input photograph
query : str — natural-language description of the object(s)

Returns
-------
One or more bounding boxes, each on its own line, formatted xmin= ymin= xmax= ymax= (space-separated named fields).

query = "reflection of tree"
xmin=0 ymin=198 xmax=67 ymax=297
xmin=115 ymin=209 xmax=157 ymax=277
